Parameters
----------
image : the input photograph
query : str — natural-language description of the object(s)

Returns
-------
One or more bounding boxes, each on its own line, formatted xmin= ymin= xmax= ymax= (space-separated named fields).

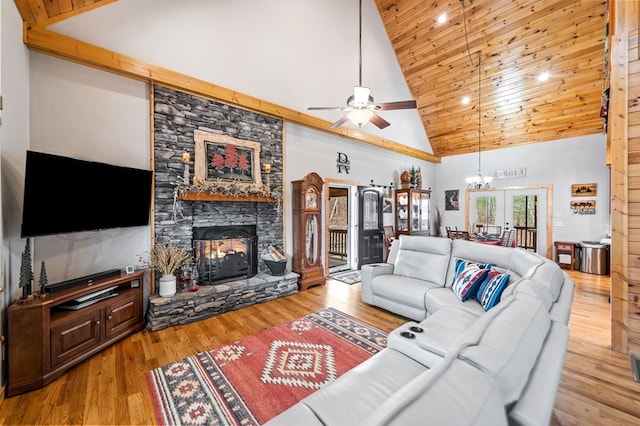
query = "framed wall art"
xmin=571 ymin=183 xmax=597 ymax=197
xmin=445 ymin=189 xmax=459 ymax=211
xmin=194 ymin=129 xmax=262 ymax=187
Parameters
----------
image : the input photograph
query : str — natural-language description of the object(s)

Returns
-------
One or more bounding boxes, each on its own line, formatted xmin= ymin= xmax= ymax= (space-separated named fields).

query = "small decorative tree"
xmin=18 ymin=239 xmax=34 ymax=299
xmin=224 ymin=144 xmax=239 ymax=171
xmin=39 ymin=260 xmax=49 ymax=294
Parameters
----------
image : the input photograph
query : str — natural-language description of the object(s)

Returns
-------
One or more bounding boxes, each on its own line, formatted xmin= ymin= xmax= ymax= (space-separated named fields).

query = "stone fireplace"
xmin=146 ymin=85 xmax=298 ymax=331
xmin=193 ymin=225 xmax=258 ymax=284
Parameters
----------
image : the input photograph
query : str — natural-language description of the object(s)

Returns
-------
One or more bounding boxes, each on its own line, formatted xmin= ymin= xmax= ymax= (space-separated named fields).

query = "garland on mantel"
xmin=171 ymin=179 xmax=283 ymax=222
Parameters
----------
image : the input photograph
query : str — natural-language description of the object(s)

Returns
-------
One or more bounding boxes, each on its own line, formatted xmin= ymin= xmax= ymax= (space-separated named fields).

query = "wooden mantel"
xmin=177 ymin=190 xmax=277 ymax=203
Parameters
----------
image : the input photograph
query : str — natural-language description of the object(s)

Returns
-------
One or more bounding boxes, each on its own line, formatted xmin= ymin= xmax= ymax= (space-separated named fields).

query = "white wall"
xmin=1 ymin=0 xmax=31 ymax=386
xmin=284 ymin=123 xmax=436 ymax=259
xmin=434 ymin=133 xmax=610 ymax=243
xmin=50 ymin=0 xmax=431 ymax=152
xmin=28 ymin=53 xmax=151 ymax=283
xmin=2 ymin=2 xmax=31 ymax=295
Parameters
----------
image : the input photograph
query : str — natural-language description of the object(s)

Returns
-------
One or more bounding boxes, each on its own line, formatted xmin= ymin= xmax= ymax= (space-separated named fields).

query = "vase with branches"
xmin=140 ymin=243 xmax=192 ymax=297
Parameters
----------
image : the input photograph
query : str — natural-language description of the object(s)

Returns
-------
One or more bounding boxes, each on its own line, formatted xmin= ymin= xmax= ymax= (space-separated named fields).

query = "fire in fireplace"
xmin=193 ymin=225 xmax=257 ymax=284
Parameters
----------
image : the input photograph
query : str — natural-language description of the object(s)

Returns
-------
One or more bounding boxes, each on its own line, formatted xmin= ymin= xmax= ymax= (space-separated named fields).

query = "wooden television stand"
xmin=6 ymin=270 xmax=144 ymax=397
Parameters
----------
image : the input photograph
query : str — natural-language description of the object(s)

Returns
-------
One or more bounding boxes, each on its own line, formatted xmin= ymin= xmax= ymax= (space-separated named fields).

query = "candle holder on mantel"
xmin=264 ymin=163 xmax=271 ymax=188
xmin=182 ymin=152 xmax=190 ymax=184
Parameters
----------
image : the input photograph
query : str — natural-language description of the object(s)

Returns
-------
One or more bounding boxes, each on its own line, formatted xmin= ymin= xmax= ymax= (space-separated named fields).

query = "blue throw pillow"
xmin=452 ymin=258 xmax=491 ymax=285
xmin=452 ymin=265 xmax=488 ymax=301
xmin=476 ymin=270 xmax=511 ymax=311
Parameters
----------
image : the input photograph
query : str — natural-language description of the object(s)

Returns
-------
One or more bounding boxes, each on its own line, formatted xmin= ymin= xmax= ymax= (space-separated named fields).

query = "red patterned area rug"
xmin=146 ymin=307 xmax=387 ymax=425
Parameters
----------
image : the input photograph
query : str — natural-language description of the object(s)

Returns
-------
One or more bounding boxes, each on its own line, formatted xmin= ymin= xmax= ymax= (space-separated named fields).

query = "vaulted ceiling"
xmin=13 ymin=0 xmax=607 ymax=158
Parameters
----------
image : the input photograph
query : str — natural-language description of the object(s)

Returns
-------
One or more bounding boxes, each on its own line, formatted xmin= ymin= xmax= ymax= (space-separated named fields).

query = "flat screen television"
xmin=21 ymin=150 xmax=153 ymax=238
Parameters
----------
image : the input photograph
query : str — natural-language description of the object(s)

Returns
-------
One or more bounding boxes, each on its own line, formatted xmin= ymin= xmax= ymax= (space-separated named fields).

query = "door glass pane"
xmin=511 ymin=195 xmax=537 ymax=250
xmin=474 ymin=196 xmax=497 ymax=232
xmin=363 ymin=191 xmax=379 ymax=230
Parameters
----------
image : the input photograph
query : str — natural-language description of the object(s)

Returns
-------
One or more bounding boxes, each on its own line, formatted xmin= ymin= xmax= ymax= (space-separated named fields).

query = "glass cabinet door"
xmin=411 ymin=192 xmax=421 ymax=232
xmin=396 ymin=192 xmax=409 ymax=232
xmin=418 ymin=193 xmax=430 ymax=232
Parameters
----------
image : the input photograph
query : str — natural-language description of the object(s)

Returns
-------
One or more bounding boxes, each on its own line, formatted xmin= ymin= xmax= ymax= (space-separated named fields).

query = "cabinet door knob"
xmin=95 ymin=320 xmax=101 ymax=325
xmin=107 ymin=315 xmax=112 ymax=320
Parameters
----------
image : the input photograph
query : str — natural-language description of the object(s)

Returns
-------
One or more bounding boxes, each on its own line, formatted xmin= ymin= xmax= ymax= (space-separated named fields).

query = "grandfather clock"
xmin=292 ymin=172 xmax=326 ymax=290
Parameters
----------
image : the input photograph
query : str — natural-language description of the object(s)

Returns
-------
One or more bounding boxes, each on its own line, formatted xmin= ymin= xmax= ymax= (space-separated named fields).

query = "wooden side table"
xmin=554 ymin=241 xmax=578 ymax=270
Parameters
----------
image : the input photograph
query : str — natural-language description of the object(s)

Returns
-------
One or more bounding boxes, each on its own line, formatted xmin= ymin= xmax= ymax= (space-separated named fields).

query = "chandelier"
xmin=462 ymin=1 xmax=492 ymax=190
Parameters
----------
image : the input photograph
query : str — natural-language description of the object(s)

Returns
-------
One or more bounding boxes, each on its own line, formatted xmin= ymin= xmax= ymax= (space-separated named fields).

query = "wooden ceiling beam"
xmin=23 ymin=24 xmax=440 ymax=163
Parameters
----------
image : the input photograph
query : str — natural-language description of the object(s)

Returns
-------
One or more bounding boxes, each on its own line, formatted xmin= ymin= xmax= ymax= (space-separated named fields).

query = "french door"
xmin=467 ymin=187 xmax=549 ymax=257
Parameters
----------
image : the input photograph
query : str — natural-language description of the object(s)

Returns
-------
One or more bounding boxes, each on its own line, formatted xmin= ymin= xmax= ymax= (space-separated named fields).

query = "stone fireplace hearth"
xmin=146 ymin=272 xmax=298 ymax=331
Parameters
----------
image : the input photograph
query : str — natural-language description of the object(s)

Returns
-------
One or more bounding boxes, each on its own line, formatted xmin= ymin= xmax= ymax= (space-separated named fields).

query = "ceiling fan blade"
xmin=369 ymin=113 xmax=391 ymax=129
xmin=329 ymin=116 xmax=350 ymax=128
xmin=308 ymin=106 xmax=347 ymax=111
xmin=374 ymin=100 xmax=417 ymax=110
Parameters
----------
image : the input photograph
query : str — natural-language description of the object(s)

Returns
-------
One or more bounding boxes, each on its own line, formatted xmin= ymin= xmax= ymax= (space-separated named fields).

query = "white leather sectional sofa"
xmin=266 ymin=236 xmax=574 ymax=426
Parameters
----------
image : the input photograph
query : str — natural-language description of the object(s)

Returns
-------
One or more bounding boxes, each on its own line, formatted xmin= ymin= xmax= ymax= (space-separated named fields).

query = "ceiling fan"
xmin=307 ymin=0 xmax=417 ymax=129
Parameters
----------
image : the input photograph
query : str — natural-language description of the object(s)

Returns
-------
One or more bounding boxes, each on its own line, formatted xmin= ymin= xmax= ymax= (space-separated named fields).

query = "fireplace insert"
xmin=193 ymin=225 xmax=258 ymax=284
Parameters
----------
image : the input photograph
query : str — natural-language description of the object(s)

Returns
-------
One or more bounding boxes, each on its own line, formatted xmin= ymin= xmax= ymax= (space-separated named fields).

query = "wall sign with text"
xmin=486 ymin=167 xmax=527 ymax=179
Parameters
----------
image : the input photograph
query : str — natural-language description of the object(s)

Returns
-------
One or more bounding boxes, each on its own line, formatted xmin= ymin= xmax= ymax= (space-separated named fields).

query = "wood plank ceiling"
xmin=377 ymin=0 xmax=608 ymax=157
xmin=14 ymin=0 xmax=608 ymax=158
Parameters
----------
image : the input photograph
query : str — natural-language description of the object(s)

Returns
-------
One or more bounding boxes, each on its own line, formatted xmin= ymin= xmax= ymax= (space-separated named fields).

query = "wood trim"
xmin=23 ymin=24 xmax=440 ymax=164
xmin=464 ymin=184 xmax=553 ymax=259
xmin=610 ymin=31 xmax=630 ymax=354
xmin=149 ymin=84 xmax=156 ymax=295
xmin=177 ymin=191 xmax=276 ymax=203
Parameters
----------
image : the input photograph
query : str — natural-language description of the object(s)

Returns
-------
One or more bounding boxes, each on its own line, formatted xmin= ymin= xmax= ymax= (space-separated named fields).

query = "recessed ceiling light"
xmin=437 ymin=13 xmax=447 ymax=24
xmin=538 ymin=72 xmax=550 ymax=82
xmin=462 ymin=96 xmax=471 ymax=105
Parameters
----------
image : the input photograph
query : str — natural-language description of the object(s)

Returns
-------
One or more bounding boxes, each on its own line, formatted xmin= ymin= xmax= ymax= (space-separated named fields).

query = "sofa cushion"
xmin=519 ymin=261 xmax=565 ymax=303
xmin=360 ymin=358 xmax=508 ymax=426
xmin=394 ymin=236 xmax=452 ymax=286
xmin=424 ymin=287 xmax=486 ymax=317
xmin=295 ymin=348 xmax=428 ymax=426
xmin=507 ymin=248 xmax=546 ymax=279
xmin=549 ymin=278 xmax=575 ymax=325
xmin=507 ymin=321 xmax=569 ymax=426
xmin=476 ymin=270 xmax=511 ymax=311
xmin=457 ymin=294 xmax=551 ymax=405
xmin=452 ymin=264 xmax=488 ymax=301
xmin=372 ymin=274 xmax=441 ymax=310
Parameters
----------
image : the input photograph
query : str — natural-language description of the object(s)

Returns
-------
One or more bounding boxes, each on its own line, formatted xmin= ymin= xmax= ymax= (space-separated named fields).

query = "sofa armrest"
xmin=361 ymin=263 xmax=395 ymax=304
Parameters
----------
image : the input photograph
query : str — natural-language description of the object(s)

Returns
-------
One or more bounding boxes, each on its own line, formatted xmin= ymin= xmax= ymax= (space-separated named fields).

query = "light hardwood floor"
xmin=0 ymin=270 xmax=638 ymax=425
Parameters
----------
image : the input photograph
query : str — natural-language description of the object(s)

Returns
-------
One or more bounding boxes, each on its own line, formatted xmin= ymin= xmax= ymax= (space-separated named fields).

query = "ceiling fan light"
xmin=353 ymin=86 xmax=371 ymax=106
xmin=348 ymin=109 xmax=374 ymax=127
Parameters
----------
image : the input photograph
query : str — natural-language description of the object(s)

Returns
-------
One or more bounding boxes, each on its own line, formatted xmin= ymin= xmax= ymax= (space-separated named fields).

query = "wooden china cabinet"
xmin=395 ymin=188 xmax=431 ymax=237
xmin=291 ymin=172 xmax=326 ymax=290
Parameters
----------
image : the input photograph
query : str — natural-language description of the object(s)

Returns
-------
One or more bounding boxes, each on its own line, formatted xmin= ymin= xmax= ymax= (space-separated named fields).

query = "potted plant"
xmin=143 ymin=243 xmax=192 ymax=297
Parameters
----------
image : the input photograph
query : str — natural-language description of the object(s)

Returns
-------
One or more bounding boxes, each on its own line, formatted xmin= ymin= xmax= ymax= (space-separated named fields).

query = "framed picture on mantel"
xmin=194 ymin=129 xmax=262 ymax=188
